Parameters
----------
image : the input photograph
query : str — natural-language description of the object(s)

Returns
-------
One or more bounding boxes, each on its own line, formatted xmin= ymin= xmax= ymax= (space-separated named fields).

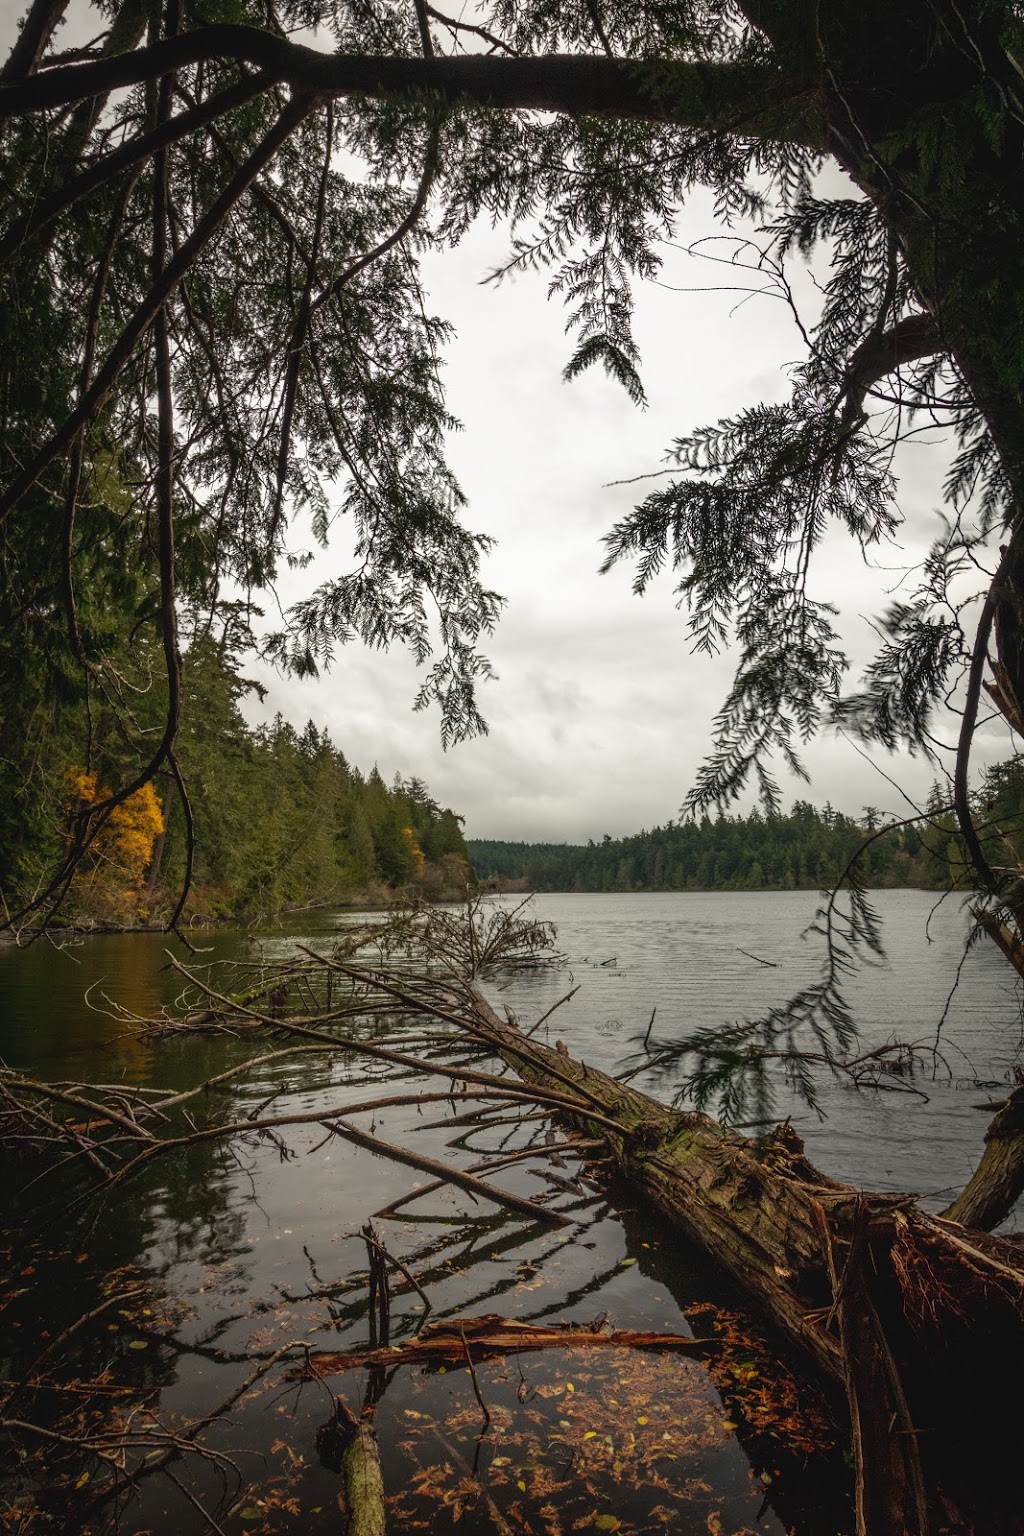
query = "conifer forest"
xmin=467 ymin=795 xmax=968 ymax=893
xmin=2 ymin=631 xmax=472 ymax=925
xmin=4 ymin=4 xmax=1024 ymax=1536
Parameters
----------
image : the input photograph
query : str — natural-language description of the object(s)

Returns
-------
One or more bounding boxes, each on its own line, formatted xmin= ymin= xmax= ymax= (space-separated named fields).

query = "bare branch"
xmin=841 ymin=309 xmax=942 ymax=426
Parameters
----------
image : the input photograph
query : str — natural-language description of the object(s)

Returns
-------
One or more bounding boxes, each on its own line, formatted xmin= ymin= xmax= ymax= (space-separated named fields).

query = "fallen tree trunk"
xmin=456 ymin=983 xmax=1024 ymax=1536
xmin=52 ymin=922 xmax=1023 ymax=1534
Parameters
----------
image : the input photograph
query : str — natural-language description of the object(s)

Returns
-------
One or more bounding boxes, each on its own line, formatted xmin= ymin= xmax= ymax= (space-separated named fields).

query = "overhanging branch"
xmin=0 ymin=29 xmax=825 ymax=147
xmin=841 ymin=309 xmax=942 ymax=425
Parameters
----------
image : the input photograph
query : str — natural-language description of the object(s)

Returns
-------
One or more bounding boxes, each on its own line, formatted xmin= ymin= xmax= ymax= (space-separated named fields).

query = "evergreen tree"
xmin=2 ymin=1 xmax=1024 ymax=967
xmin=0 ymin=623 xmax=473 ymax=921
xmin=467 ymin=797 xmax=953 ymax=894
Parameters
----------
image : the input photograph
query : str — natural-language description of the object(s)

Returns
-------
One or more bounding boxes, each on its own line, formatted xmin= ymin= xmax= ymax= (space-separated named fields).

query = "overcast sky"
xmin=4 ymin=3 xmax=1014 ymax=841
xmin=253 ymin=201 xmax=1011 ymax=841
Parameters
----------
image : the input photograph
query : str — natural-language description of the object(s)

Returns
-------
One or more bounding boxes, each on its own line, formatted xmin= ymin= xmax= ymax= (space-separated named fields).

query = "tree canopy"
xmin=2 ymin=0 xmax=1024 ymax=931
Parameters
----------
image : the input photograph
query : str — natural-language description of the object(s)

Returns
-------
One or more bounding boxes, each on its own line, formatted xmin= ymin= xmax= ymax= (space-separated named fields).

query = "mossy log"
xmin=465 ymin=986 xmax=1024 ymax=1536
xmin=341 ymin=1421 xmax=385 ymax=1536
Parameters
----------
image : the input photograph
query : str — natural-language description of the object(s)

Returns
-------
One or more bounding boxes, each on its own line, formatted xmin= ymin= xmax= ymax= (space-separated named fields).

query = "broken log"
xmin=296 ymin=1313 xmax=719 ymax=1377
xmin=96 ymin=919 xmax=1024 ymax=1533
xmin=342 ymin=1421 xmax=386 ymax=1536
xmin=942 ymin=1084 xmax=1024 ymax=1231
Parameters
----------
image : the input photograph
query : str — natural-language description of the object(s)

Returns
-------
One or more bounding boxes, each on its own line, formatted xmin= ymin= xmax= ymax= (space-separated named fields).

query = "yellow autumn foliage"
xmin=401 ymin=825 xmax=426 ymax=873
xmin=67 ymin=770 xmax=165 ymax=915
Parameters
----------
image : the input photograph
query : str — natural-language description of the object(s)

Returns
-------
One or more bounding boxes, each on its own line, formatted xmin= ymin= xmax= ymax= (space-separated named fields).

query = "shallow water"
xmin=1 ymin=889 xmax=1018 ymax=1534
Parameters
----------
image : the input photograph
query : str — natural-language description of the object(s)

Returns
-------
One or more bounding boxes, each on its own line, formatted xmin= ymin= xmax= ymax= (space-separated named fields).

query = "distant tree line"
xmin=467 ymin=779 xmax=1024 ymax=894
xmin=0 ymin=630 xmax=471 ymax=926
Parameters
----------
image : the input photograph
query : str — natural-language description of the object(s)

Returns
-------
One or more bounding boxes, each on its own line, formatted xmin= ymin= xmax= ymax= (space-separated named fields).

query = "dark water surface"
xmin=1 ymin=890 xmax=1019 ymax=1535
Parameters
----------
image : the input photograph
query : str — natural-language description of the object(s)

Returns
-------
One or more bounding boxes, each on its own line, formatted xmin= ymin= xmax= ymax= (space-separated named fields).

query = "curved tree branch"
xmin=0 ymin=31 xmax=825 ymax=148
xmin=840 ymin=309 xmax=942 ymax=426
xmin=0 ymin=88 xmax=314 ymax=525
xmin=0 ymin=68 xmax=277 ymax=272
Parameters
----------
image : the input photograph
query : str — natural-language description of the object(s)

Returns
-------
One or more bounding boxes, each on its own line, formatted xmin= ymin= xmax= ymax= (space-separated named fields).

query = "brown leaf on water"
xmin=385 ymin=1339 xmax=826 ymax=1536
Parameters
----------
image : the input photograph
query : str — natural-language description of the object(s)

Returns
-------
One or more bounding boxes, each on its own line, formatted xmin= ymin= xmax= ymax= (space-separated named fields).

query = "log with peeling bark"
xmin=295 ymin=1313 xmax=720 ymax=1377
xmin=452 ymin=982 xmax=1024 ymax=1536
xmin=38 ymin=913 xmax=1024 ymax=1536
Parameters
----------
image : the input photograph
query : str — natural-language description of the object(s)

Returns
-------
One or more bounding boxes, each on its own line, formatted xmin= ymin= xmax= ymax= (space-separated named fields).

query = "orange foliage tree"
xmin=66 ymin=771 xmax=165 ymax=919
xmin=401 ymin=825 xmax=426 ymax=877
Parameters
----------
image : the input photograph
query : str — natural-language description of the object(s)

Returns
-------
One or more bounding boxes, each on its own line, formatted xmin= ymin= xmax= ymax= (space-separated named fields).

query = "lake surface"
xmin=1 ymin=889 xmax=1019 ymax=1535
xmin=483 ymin=890 xmax=1024 ymax=1223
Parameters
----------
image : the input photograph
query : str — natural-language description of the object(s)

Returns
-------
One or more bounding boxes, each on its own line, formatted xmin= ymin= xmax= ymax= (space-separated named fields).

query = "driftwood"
xmin=296 ymin=1313 xmax=719 ymax=1377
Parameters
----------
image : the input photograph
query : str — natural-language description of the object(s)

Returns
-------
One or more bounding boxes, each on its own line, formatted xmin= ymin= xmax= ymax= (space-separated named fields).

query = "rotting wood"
xmin=120 ymin=928 xmax=1024 ymax=1530
xmin=21 ymin=909 xmax=1024 ymax=1534
xmin=341 ymin=1419 xmax=386 ymax=1536
xmin=449 ymin=984 xmax=1024 ymax=1535
xmin=941 ymin=1084 xmax=1024 ymax=1231
xmin=294 ymin=1313 xmax=720 ymax=1377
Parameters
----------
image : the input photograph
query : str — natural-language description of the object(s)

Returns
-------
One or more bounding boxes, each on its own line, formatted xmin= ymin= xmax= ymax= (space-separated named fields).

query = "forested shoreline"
xmin=466 ymin=787 xmax=1016 ymax=894
xmin=0 ymin=637 xmax=472 ymax=926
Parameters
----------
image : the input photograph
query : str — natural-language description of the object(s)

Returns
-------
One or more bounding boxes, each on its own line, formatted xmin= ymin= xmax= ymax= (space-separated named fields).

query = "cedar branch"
xmin=0 ymin=32 xmax=825 ymax=148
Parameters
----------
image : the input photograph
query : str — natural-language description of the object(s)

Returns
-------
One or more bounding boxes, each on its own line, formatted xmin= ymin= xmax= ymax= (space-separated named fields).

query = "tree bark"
xmin=0 ymin=34 xmax=823 ymax=147
xmin=942 ymin=1085 xmax=1024 ymax=1231
xmin=342 ymin=1422 xmax=386 ymax=1536
xmin=461 ymin=984 xmax=1024 ymax=1535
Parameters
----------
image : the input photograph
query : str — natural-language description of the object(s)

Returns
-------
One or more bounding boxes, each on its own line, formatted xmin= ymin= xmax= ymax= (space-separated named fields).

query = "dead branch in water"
xmin=292 ymin=1313 xmax=721 ymax=1376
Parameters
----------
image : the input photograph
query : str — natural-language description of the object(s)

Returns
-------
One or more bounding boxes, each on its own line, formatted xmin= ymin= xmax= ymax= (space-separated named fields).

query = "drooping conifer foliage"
xmin=1 ymin=1 xmax=1023 ymax=948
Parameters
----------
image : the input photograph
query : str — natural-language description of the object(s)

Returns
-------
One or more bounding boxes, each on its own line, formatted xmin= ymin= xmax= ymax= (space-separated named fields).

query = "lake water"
xmin=483 ymin=890 xmax=1024 ymax=1222
xmin=1 ymin=889 xmax=1019 ymax=1535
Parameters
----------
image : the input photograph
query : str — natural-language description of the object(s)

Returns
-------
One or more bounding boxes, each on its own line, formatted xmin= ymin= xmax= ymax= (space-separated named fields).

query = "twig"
xmin=736 ymin=947 xmax=778 ymax=968
xmin=460 ymin=1324 xmax=491 ymax=1431
xmin=363 ymin=1229 xmax=432 ymax=1326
